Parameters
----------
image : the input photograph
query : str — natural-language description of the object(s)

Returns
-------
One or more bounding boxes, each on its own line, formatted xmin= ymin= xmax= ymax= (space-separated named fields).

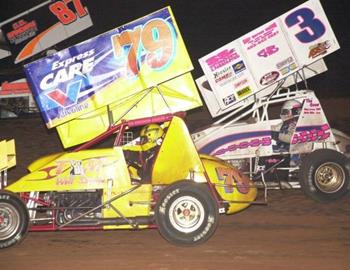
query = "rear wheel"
xmin=0 ymin=191 xmax=29 ymax=249
xmin=155 ymin=181 xmax=218 ymax=246
xmin=299 ymin=149 xmax=349 ymax=202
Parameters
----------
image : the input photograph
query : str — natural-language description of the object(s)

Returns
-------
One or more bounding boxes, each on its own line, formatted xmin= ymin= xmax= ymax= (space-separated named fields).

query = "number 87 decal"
xmin=285 ymin=7 xmax=326 ymax=43
xmin=112 ymin=18 xmax=176 ymax=76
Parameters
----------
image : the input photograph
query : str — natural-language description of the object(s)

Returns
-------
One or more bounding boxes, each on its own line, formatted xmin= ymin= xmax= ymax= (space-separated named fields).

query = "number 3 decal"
xmin=285 ymin=8 xmax=326 ymax=43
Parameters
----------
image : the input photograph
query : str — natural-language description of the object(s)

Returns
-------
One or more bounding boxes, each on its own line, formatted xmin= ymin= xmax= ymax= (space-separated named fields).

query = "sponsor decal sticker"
xmin=279 ymin=62 xmax=297 ymax=75
xmin=292 ymin=124 xmax=331 ymax=144
xmin=257 ymin=45 xmax=279 ymax=58
xmin=205 ymin=49 xmax=240 ymax=72
xmin=236 ymin=86 xmax=252 ymax=99
xmin=6 ymin=19 xmax=38 ymax=45
xmin=213 ymin=66 xmax=234 ymax=84
xmin=242 ymin=22 xmax=279 ymax=50
xmin=276 ymin=57 xmax=294 ymax=69
xmin=234 ymin=78 xmax=248 ymax=89
xmin=259 ymin=71 xmax=279 ymax=86
xmin=223 ymin=93 xmax=236 ymax=106
xmin=213 ymin=136 xmax=272 ymax=156
xmin=232 ymin=60 xmax=246 ymax=74
xmin=308 ymin=40 xmax=331 ymax=59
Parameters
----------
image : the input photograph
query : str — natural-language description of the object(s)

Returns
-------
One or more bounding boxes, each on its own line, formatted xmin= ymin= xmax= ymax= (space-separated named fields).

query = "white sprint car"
xmin=192 ymin=87 xmax=350 ymax=202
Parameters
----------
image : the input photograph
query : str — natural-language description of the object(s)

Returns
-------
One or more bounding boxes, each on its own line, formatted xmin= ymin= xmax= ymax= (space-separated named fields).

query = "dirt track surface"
xmin=1 ymin=114 xmax=350 ymax=270
xmin=0 ymin=190 xmax=349 ymax=270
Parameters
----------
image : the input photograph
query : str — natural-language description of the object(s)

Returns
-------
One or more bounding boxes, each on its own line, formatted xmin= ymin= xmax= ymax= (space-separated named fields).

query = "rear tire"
xmin=299 ymin=149 xmax=349 ymax=202
xmin=0 ymin=191 xmax=29 ymax=249
xmin=155 ymin=181 xmax=218 ymax=246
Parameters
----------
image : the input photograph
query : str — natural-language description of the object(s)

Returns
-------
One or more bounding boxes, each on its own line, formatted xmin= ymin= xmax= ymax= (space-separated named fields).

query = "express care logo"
xmin=40 ymin=49 xmax=95 ymax=107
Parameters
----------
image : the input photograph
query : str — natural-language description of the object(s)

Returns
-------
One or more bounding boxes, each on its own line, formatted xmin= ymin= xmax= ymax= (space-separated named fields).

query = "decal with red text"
xmin=1 ymin=0 xmax=93 ymax=63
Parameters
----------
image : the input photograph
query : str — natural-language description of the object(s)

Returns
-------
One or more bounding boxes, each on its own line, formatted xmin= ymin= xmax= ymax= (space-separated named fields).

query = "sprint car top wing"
xmin=197 ymin=0 xmax=339 ymax=117
xmin=24 ymin=7 xmax=202 ymax=148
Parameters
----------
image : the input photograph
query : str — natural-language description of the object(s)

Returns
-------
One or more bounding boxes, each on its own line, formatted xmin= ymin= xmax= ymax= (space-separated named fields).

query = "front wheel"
xmin=299 ymin=149 xmax=349 ymax=203
xmin=0 ymin=191 xmax=29 ymax=249
xmin=155 ymin=181 xmax=219 ymax=246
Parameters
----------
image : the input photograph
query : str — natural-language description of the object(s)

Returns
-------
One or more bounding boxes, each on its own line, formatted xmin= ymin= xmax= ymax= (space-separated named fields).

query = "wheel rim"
xmin=168 ymin=196 xmax=205 ymax=233
xmin=314 ymin=162 xmax=345 ymax=193
xmin=0 ymin=202 xmax=20 ymax=241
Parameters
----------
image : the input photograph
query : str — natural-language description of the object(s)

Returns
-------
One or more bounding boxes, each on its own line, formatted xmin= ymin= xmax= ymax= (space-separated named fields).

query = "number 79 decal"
xmin=111 ymin=19 xmax=176 ymax=76
xmin=215 ymin=167 xmax=250 ymax=194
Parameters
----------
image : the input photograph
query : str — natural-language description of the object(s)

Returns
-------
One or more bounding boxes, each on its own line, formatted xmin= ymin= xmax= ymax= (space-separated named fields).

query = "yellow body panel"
xmin=5 ymin=116 xmax=256 ymax=232
xmin=6 ymin=146 xmax=152 ymax=227
xmin=152 ymin=117 xmax=256 ymax=213
xmin=27 ymin=153 xmax=64 ymax=172
xmin=0 ymin=139 xmax=16 ymax=171
xmin=152 ymin=117 xmax=207 ymax=185
xmin=103 ymin=184 xmax=152 ymax=229
xmin=200 ymin=154 xmax=257 ymax=214
xmin=56 ymin=73 xmax=201 ymax=148
xmin=7 ymin=148 xmax=126 ymax=192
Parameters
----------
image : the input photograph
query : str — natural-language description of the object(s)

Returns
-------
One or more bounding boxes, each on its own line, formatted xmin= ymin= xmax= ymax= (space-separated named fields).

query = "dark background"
xmin=0 ymin=0 xmax=349 ymax=99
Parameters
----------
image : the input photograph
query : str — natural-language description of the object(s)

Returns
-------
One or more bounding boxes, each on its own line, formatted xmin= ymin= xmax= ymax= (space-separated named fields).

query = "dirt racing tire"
xmin=299 ymin=149 xmax=350 ymax=203
xmin=155 ymin=181 xmax=219 ymax=246
xmin=0 ymin=191 xmax=29 ymax=249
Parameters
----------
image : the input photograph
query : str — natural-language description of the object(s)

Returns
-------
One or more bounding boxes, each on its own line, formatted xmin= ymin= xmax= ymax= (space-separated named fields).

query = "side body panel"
xmin=201 ymin=155 xmax=257 ymax=214
xmin=6 ymin=147 xmax=152 ymax=225
xmin=193 ymin=91 xmax=338 ymax=161
xmin=152 ymin=117 xmax=207 ymax=185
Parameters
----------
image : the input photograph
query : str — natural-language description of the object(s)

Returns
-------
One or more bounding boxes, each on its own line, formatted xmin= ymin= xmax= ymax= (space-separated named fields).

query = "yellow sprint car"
xmin=0 ymin=113 xmax=257 ymax=248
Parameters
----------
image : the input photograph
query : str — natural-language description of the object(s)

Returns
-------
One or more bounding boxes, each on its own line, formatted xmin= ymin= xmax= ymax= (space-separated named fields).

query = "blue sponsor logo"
xmin=232 ymin=60 xmax=246 ymax=74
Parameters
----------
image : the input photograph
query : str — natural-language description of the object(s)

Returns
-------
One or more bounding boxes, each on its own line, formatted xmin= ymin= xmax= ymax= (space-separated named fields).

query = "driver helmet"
xmin=140 ymin=124 xmax=164 ymax=151
xmin=280 ymin=100 xmax=302 ymax=121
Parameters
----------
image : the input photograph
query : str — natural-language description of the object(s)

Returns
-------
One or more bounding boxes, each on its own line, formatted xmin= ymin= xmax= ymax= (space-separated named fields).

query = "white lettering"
xmin=82 ymin=58 xmax=94 ymax=74
xmin=51 ymin=49 xmax=95 ymax=71
xmin=55 ymin=68 xmax=70 ymax=84
xmin=40 ymin=56 xmax=95 ymax=90
xmin=0 ymin=194 xmax=10 ymax=200
xmin=40 ymin=73 xmax=54 ymax=90
xmin=193 ymin=215 xmax=214 ymax=242
xmin=159 ymin=188 xmax=180 ymax=215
